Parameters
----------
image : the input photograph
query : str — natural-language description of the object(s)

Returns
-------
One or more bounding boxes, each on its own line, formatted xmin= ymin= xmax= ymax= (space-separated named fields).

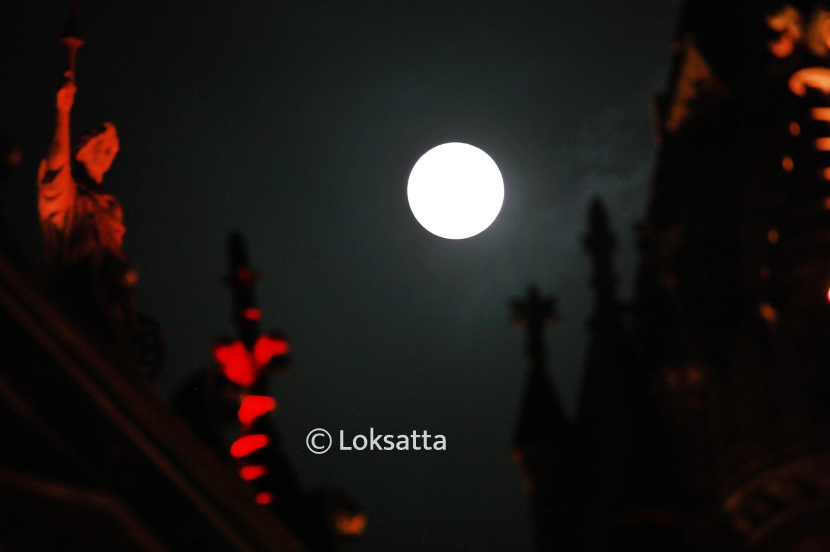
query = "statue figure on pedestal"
xmin=36 ymin=2 xmax=164 ymax=376
xmin=38 ymin=77 xmax=137 ymax=333
xmin=39 ymin=79 xmax=134 ymax=312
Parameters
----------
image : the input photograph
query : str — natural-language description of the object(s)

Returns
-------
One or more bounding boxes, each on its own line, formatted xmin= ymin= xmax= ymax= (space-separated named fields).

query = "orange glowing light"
xmin=123 ymin=268 xmax=140 ymax=288
xmin=240 ymin=465 xmax=268 ymax=481
xmin=253 ymin=334 xmax=289 ymax=368
xmin=255 ymin=492 xmax=272 ymax=505
xmin=230 ymin=434 xmax=269 ymax=458
xmin=789 ymin=121 xmax=801 ymax=136
xmin=827 ymin=287 xmax=830 ymax=302
xmin=824 ymin=198 xmax=830 ymax=210
xmin=782 ymin=156 xmax=794 ymax=172
xmin=768 ymin=229 xmax=779 ymax=245
xmin=790 ymin=68 xmax=830 ymax=96
xmin=213 ymin=341 xmax=257 ymax=387
xmin=336 ymin=513 xmax=367 ymax=536
xmin=767 ymin=7 xmax=801 ymax=58
xmin=817 ymin=138 xmax=830 ymax=151
xmin=759 ymin=302 xmax=778 ymax=323
xmin=238 ymin=395 xmax=277 ymax=425
xmin=823 ymin=167 xmax=830 ymax=181
xmin=242 ymin=307 xmax=262 ymax=321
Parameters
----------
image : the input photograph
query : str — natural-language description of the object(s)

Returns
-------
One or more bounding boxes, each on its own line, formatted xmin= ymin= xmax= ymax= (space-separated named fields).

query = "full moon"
xmin=407 ymin=143 xmax=504 ymax=240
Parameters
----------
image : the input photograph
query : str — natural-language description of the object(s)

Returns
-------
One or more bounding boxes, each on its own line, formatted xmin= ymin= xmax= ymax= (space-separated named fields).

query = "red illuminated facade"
xmin=173 ymin=234 xmax=364 ymax=552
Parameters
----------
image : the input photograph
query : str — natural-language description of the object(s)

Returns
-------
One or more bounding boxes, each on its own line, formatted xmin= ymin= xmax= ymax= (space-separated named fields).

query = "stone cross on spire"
xmin=510 ymin=284 xmax=569 ymax=552
xmin=511 ymin=284 xmax=558 ymax=371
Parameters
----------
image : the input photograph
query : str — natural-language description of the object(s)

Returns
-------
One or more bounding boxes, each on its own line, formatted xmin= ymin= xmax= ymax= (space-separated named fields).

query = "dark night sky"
xmin=2 ymin=1 xmax=681 ymax=550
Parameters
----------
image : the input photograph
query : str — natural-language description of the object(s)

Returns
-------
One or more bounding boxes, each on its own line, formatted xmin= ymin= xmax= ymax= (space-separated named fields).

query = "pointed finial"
xmin=61 ymin=0 xmax=83 ymax=42
xmin=60 ymin=0 xmax=83 ymax=84
xmin=583 ymin=197 xmax=618 ymax=296
xmin=584 ymin=198 xmax=616 ymax=256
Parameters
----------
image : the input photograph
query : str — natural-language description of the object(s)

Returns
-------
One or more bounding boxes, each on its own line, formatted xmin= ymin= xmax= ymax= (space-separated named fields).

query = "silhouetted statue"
xmin=39 ymin=82 xmax=131 ymax=304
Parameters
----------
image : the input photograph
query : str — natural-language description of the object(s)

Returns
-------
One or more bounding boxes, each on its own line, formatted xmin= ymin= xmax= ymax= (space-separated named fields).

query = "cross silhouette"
xmin=510 ymin=285 xmax=557 ymax=370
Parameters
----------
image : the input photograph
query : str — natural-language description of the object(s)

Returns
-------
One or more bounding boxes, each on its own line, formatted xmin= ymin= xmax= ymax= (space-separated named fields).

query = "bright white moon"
xmin=407 ymin=142 xmax=504 ymax=240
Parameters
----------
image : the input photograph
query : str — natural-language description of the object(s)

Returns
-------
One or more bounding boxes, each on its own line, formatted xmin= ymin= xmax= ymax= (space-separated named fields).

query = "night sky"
xmin=2 ymin=1 xmax=680 ymax=550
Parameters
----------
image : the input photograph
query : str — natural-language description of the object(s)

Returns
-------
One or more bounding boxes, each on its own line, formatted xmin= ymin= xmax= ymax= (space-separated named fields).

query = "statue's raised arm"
xmin=38 ymin=79 xmax=78 ymax=232
xmin=39 ymin=0 xmax=84 ymax=236
xmin=39 ymin=0 xmax=124 ymax=276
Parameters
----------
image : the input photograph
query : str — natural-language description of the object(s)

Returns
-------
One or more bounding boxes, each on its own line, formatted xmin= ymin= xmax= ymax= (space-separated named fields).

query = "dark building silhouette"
xmin=0 ymin=230 xmax=306 ymax=551
xmin=513 ymin=1 xmax=830 ymax=550
xmin=0 ymin=216 xmax=361 ymax=552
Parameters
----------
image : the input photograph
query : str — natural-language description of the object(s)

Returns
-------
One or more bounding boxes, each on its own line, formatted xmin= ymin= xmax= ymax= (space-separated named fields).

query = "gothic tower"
xmin=636 ymin=0 xmax=830 ymax=548
xmin=513 ymin=1 xmax=830 ymax=550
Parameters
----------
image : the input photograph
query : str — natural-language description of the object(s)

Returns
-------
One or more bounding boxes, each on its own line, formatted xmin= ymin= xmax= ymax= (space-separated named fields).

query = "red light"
xmin=255 ymin=492 xmax=272 ymax=505
xmin=230 ymin=434 xmax=269 ymax=458
xmin=826 ymin=287 xmax=830 ymax=302
xmin=253 ymin=334 xmax=289 ymax=367
xmin=238 ymin=395 xmax=277 ymax=425
xmin=237 ymin=267 xmax=253 ymax=284
xmin=242 ymin=307 xmax=262 ymax=321
xmin=240 ymin=465 xmax=268 ymax=481
xmin=213 ymin=341 xmax=257 ymax=387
